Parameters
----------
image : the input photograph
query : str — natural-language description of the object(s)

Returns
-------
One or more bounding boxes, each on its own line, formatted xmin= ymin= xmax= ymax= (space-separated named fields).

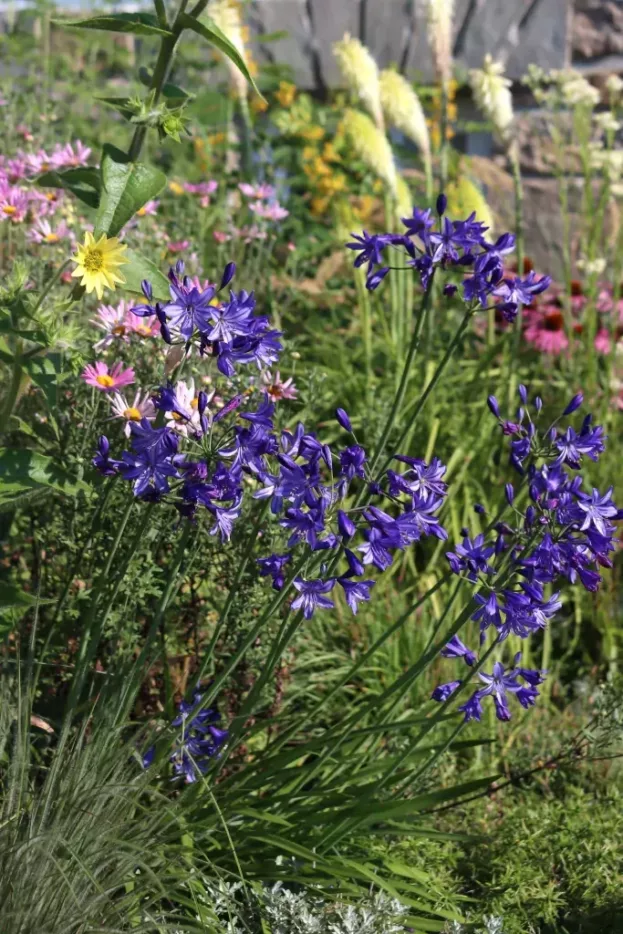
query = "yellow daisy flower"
xmin=71 ymin=231 xmax=128 ymax=301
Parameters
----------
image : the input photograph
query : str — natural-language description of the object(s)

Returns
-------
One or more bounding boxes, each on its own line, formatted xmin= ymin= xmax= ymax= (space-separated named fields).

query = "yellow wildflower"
xmin=299 ymin=125 xmax=325 ymax=141
xmin=71 ymin=231 xmax=128 ymax=301
xmin=169 ymin=181 xmax=185 ymax=196
xmin=275 ymin=81 xmax=296 ymax=108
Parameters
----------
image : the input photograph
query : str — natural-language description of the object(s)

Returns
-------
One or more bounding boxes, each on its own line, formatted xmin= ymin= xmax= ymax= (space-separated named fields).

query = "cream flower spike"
xmin=469 ymin=54 xmax=515 ymax=148
xmin=334 ymin=33 xmax=384 ymax=131
xmin=343 ymin=109 xmax=397 ymax=194
xmin=427 ymin=0 xmax=455 ymax=86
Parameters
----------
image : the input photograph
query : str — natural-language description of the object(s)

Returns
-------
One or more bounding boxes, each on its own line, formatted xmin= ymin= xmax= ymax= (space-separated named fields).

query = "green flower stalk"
xmin=334 ymin=34 xmax=384 ymax=131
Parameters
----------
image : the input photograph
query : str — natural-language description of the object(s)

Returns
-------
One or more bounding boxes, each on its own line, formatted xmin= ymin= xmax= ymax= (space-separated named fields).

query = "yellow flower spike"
xmin=380 ymin=70 xmax=431 ymax=160
xmin=71 ymin=231 xmax=128 ymax=301
xmin=169 ymin=181 xmax=185 ymax=195
xmin=446 ymin=176 xmax=494 ymax=237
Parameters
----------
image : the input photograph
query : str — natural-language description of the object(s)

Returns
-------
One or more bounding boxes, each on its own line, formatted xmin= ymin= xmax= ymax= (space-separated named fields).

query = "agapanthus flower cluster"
xmin=143 ymin=688 xmax=228 ymax=784
xmin=433 ymin=387 xmax=620 ymax=722
xmin=346 ymin=194 xmax=551 ymax=321
xmin=93 ymin=259 xmax=448 ymax=621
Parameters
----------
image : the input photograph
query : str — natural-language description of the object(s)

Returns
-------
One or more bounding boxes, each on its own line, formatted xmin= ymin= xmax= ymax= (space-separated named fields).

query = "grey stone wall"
xmin=245 ymin=0 xmax=571 ymax=89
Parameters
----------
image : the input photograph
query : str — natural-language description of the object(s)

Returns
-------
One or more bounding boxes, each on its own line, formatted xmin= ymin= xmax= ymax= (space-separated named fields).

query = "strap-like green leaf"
xmin=94 ymin=145 xmax=167 ymax=238
xmin=0 ymin=449 xmax=89 ymax=504
xmin=56 ymin=12 xmax=172 ymax=37
xmin=178 ymin=12 xmax=264 ymax=100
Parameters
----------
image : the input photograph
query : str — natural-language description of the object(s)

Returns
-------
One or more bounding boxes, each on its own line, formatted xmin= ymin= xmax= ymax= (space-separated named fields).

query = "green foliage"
xmin=94 ymin=144 xmax=167 ymax=237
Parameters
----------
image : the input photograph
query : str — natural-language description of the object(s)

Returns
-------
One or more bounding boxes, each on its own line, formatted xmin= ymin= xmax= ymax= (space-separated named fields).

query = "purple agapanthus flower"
xmin=338 ymin=577 xmax=376 ymax=614
xmin=291 ymin=577 xmax=336 ymax=619
xmin=441 ymin=634 xmax=477 ymax=666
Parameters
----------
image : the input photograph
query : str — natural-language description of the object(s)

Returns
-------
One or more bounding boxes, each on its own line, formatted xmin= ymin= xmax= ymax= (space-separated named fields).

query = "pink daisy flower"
xmin=239 ymin=182 xmax=275 ymax=199
xmin=125 ymin=311 xmax=161 ymax=339
xmin=110 ymin=390 xmax=155 ymax=436
xmin=213 ymin=230 xmax=231 ymax=243
xmin=0 ymin=185 xmax=29 ymax=223
xmin=82 ymin=361 xmax=135 ymax=392
xmin=27 ymin=218 xmax=71 ymax=245
xmin=261 ymin=370 xmax=298 ymax=401
xmin=136 ymin=199 xmax=159 ymax=218
xmin=25 ymin=149 xmax=54 ymax=176
xmin=91 ymin=301 xmax=133 ymax=351
xmin=167 ymin=239 xmax=190 ymax=254
xmin=523 ymin=305 xmax=569 ymax=355
xmin=184 ymin=181 xmax=218 ymax=196
xmin=52 ymin=141 xmax=92 ymax=169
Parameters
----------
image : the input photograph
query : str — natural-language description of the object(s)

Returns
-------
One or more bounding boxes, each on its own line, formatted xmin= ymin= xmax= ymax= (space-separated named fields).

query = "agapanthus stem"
xmin=376 ymin=304 xmax=473 ymax=479
xmin=366 ymin=273 xmax=435 ymax=480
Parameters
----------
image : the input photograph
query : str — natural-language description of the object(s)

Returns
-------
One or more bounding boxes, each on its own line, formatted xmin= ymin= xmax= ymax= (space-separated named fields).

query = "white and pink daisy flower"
xmin=91 ymin=301 xmax=133 ymax=351
xmin=164 ymin=378 xmax=211 ymax=436
xmin=27 ymin=217 xmax=71 ymax=245
xmin=52 ymin=141 xmax=92 ymax=169
xmin=239 ymin=182 xmax=275 ymax=199
xmin=110 ymin=391 xmax=156 ymax=436
xmin=82 ymin=361 xmax=135 ymax=392
xmin=261 ymin=370 xmax=298 ymax=401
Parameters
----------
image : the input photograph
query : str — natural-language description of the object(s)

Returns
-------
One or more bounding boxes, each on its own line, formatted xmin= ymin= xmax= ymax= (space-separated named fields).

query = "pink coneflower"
xmin=0 ymin=185 xmax=29 ymax=223
xmin=167 ymin=239 xmax=190 ymax=253
xmin=261 ymin=370 xmax=297 ymax=401
xmin=110 ymin=391 xmax=155 ymax=436
xmin=52 ymin=141 xmax=91 ymax=169
xmin=595 ymin=326 xmax=623 ymax=355
xmin=82 ymin=361 xmax=135 ymax=392
xmin=91 ymin=301 xmax=133 ymax=351
xmin=136 ymin=199 xmax=159 ymax=217
xmin=239 ymin=182 xmax=275 ymax=199
xmin=523 ymin=305 xmax=569 ymax=355
xmin=27 ymin=218 xmax=71 ymax=244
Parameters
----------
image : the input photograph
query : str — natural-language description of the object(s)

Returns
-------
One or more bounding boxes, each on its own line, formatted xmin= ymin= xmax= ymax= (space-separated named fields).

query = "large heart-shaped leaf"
xmin=0 ymin=449 xmax=89 ymax=506
xmin=36 ymin=167 xmax=101 ymax=209
xmin=57 ymin=12 xmax=172 ymax=37
xmin=178 ymin=12 xmax=264 ymax=99
xmin=94 ymin=145 xmax=167 ymax=238
xmin=122 ymin=248 xmax=171 ymax=302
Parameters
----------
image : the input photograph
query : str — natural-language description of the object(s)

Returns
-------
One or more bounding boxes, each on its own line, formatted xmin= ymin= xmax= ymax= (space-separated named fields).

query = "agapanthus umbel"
xmin=132 ymin=260 xmax=282 ymax=378
xmin=94 ymin=323 xmax=448 ymax=622
xmin=433 ymin=386 xmax=620 ymax=723
xmin=143 ymin=688 xmax=228 ymax=783
xmin=345 ymin=194 xmax=551 ymax=312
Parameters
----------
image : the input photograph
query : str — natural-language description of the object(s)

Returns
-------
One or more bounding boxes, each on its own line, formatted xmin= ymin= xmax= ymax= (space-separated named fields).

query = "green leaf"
xmin=0 ymin=582 xmax=41 ymax=609
xmin=179 ymin=13 xmax=264 ymax=100
xmin=122 ymin=248 xmax=171 ymax=302
xmin=138 ymin=67 xmax=192 ymax=101
xmin=56 ymin=12 xmax=172 ymax=37
xmin=24 ymin=353 xmax=72 ymax=411
xmin=94 ymin=145 xmax=167 ymax=238
xmin=95 ymin=97 xmax=137 ymax=121
xmin=0 ymin=449 xmax=89 ymax=506
xmin=36 ymin=167 xmax=101 ymax=209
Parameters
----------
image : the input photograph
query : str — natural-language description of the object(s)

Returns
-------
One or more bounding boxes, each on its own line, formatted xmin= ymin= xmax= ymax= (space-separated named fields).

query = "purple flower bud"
xmin=175 ymin=259 xmax=185 ymax=277
xmin=337 ymin=510 xmax=356 ymax=539
xmin=502 ymin=421 xmax=521 ymax=436
xmin=436 ymin=193 xmax=447 ymax=216
xmin=518 ymin=384 xmax=528 ymax=404
xmin=366 ymin=266 xmax=390 ymax=291
xmin=160 ymin=323 xmax=173 ymax=344
xmin=443 ymin=283 xmax=458 ymax=297
xmin=141 ymin=279 xmax=153 ymax=300
xmin=220 ymin=261 xmax=236 ymax=290
xmin=432 ymin=680 xmax=460 ymax=702
xmin=474 ymin=503 xmax=486 ymax=514
xmin=322 ymin=444 xmax=333 ymax=470
xmin=563 ymin=392 xmax=583 ymax=415
xmin=198 ymin=391 xmax=208 ymax=416
xmin=535 ymin=396 xmax=543 ymax=412
xmin=487 ymin=395 xmax=500 ymax=418
xmin=505 ymin=483 xmax=515 ymax=505
xmin=336 ymin=408 xmax=353 ymax=432
xmin=345 ymin=548 xmax=364 ymax=577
